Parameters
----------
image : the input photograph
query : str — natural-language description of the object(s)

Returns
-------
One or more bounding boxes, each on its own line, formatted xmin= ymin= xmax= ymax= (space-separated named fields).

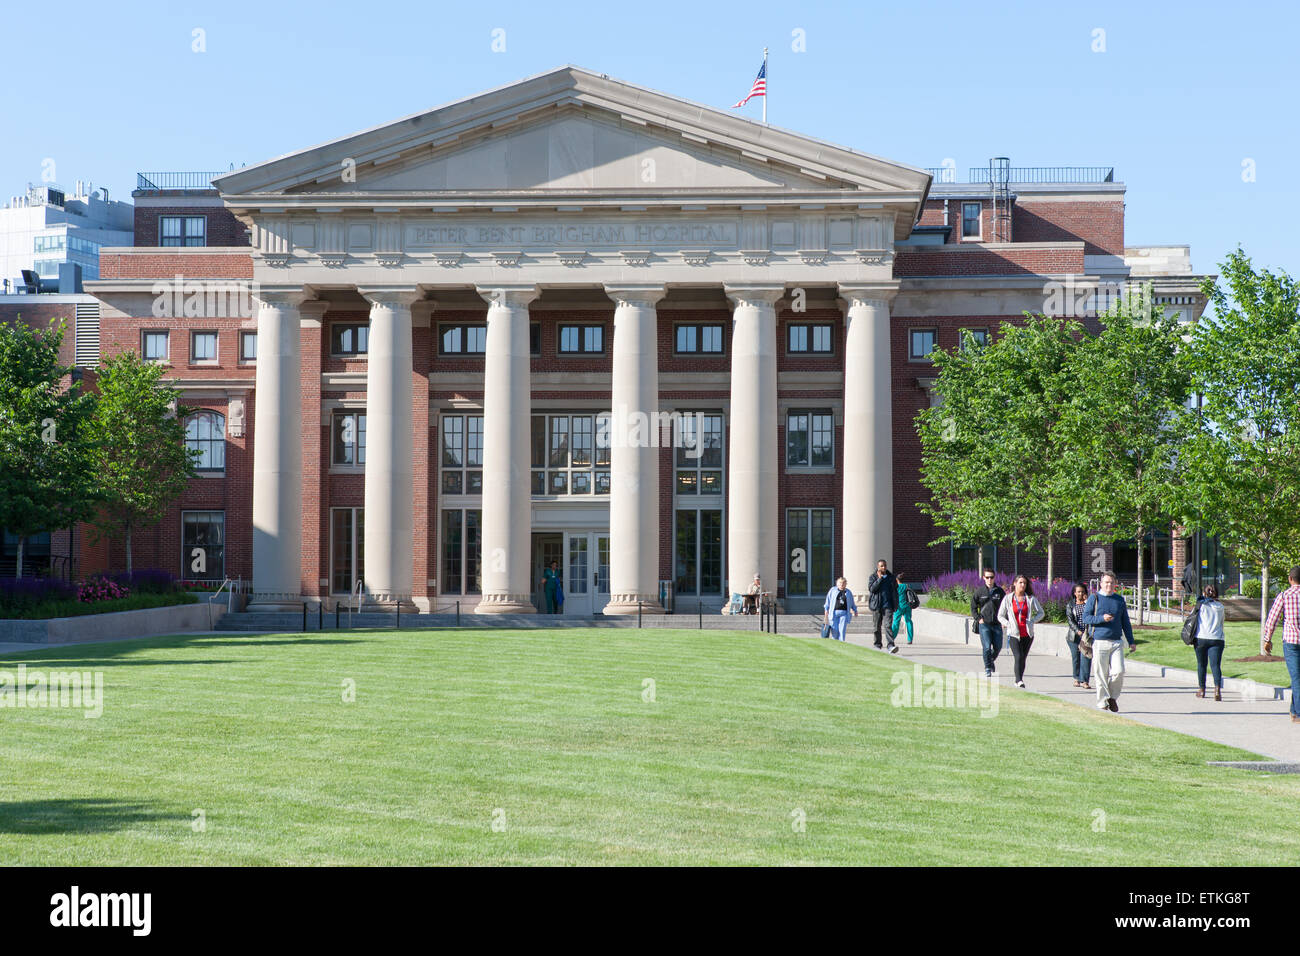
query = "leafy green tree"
xmin=917 ymin=318 xmax=1084 ymax=584
xmin=1059 ymin=289 xmax=1192 ymax=624
xmin=0 ymin=319 xmax=99 ymax=577
xmin=1180 ymin=249 xmax=1300 ymax=646
xmin=87 ymin=352 xmax=198 ymax=572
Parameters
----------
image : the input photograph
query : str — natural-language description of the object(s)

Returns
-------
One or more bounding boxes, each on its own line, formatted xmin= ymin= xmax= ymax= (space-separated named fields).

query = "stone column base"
xmin=246 ymin=595 xmax=306 ymax=612
xmin=603 ymin=596 xmax=665 ymax=616
xmin=474 ymin=594 xmax=538 ymax=615
xmin=362 ymin=596 xmax=420 ymax=613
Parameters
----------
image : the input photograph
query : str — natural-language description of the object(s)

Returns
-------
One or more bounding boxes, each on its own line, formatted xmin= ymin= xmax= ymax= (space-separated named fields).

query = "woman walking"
xmin=891 ymin=571 xmax=915 ymax=645
xmin=823 ymin=576 xmax=858 ymax=641
xmin=1193 ymin=584 xmax=1226 ymax=701
xmin=1065 ymin=583 xmax=1093 ymax=689
xmin=997 ymin=574 xmax=1045 ymax=689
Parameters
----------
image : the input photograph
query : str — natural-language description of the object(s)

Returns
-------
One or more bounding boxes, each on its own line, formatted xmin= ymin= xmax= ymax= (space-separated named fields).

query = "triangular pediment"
xmin=214 ymin=66 xmax=931 ymax=204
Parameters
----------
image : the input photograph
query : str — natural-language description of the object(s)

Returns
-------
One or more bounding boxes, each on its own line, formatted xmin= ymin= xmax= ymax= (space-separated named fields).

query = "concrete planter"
xmin=0 ymin=599 xmax=225 ymax=645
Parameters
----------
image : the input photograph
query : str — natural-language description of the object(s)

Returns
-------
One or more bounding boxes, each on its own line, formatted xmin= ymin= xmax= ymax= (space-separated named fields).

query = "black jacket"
xmin=868 ymin=571 xmax=897 ymax=612
xmin=1066 ymin=600 xmax=1089 ymax=641
xmin=971 ymin=584 xmax=1005 ymax=625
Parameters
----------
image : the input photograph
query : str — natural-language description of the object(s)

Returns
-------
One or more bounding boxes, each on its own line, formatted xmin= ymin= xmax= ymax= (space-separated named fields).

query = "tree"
xmin=87 ymin=352 xmax=198 ymax=571
xmin=0 ymin=319 xmax=99 ymax=577
xmin=1060 ymin=289 xmax=1192 ymax=624
xmin=1180 ymin=249 xmax=1300 ymax=647
xmin=917 ymin=317 xmax=1084 ymax=585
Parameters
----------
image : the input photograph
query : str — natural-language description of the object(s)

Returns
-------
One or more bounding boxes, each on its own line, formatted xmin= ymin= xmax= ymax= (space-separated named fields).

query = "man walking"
xmin=823 ymin=576 xmax=858 ymax=642
xmin=970 ymin=569 xmax=1005 ymax=677
xmin=1083 ymin=571 xmax=1136 ymax=712
xmin=868 ymin=559 xmax=899 ymax=653
xmin=1264 ymin=565 xmax=1300 ymax=723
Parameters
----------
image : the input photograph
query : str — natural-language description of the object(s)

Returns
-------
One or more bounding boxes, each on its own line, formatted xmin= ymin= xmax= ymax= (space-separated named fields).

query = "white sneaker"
xmin=1015 ymin=680 xmax=1026 ymax=688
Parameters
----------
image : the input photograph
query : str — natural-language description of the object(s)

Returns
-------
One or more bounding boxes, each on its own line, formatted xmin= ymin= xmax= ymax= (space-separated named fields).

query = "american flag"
xmin=732 ymin=60 xmax=767 ymax=108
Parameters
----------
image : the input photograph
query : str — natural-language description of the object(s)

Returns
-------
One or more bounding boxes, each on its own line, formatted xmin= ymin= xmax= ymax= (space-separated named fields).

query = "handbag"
xmin=1181 ymin=605 xmax=1201 ymax=646
xmin=821 ymin=622 xmax=833 ymax=639
xmin=1079 ymin=627 xmax=1094 ymax=659
xmin=906 ymin=588 xmax=920 ymax=610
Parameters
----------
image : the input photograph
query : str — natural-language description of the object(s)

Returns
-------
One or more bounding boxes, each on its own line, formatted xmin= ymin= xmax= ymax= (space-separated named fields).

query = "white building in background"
xmin=0 ymin=181 xmax=133 ymax=290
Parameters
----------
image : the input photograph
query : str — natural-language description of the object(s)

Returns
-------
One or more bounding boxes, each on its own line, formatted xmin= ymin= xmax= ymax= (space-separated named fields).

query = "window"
xmin=442 ymin=509 xmax=482 ymax=595
xmin=331 ymin=508 xmax=364 ymax=594
xmin=675 ymin=413 xmax=724 ymax=495
xmin=675 ymin=509 xmax=723 ymax=597
xmin=142 ymin=330 xmax=168 ymax=362
xmin=240 ymin=331 xmax=257 ymax=362
xmin=787 ymin=323 xmax=833 ymax=354
xmin=786 ymin=410 xmax=834 ymax=468
xmin=190 ymin=331 xmax=217 ymax=363
xmin=558 ymin=324 xmax=604 ymax=354
xmin=786 ymin=508 xmax=833 ymax=597
xmin=960 ymin=328 xmax=989 ymax=350
xmin=181 ymin=511 xmax=224 ymax=581
xmin=440 ymin=414 xmax=483 ymax=494
xmin=675 ymin=323 xmax=724 ymax=354
xmin=332 ymin=411 xmax=366 ymax=466
xmin=440 ymin=323 xmax=487 ymax=355
xmin=909 ymin=328 xmax=938 ymax=361
xmin=530 ymin=322 xmax=541 ymax=356
xmin=331 ymin=323 xmax=369 ymax=356
xmin=531 ymin=413 xmax=610 ymax=496
xmin=161 ymin=215 xmax=206 ymax=247
xmin=961 ymin=202 xmax=981 ymax=240
xmin=33 ymin=235 xmax=66 ymax=254
xmin=951 ymin=543 xmax=996 ymax=573
xmin=185 ymin=411 xmax=226 ymax=472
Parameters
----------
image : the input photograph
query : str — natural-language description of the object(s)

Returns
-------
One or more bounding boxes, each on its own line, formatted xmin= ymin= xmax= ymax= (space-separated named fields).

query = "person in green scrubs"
xmin=543 ymin=560 xmax=560 ymax=614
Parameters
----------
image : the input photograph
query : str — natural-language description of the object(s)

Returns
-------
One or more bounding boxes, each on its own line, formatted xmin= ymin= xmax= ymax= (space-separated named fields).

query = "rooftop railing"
xmin=135 ymin=171 xmax=225 ymax=191
xmin=924 ymin=166 xmax=1115 ymax=184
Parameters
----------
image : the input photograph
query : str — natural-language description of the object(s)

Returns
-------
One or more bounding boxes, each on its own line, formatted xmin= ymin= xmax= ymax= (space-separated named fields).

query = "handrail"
xmin=207 ymin=577 xmax=232 ymax=629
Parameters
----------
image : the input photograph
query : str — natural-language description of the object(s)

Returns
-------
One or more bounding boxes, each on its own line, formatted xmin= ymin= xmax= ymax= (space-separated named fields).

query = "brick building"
xmin=82 ymin=66 xmax=1209 ymax=613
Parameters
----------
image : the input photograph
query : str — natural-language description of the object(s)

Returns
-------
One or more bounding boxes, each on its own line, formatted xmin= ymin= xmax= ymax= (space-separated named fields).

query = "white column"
xmin=839 ymin=285 xmax=897 ymax=589
xmin=475 ymin=284 xmax=538 ymax=614
xmin=359 ymin=287 xmax=421 ymax=607
xmin=604 ymin=284 xmax=666 ymax=614
xmin=250 ymin=289 xmax=309 ymax=609
xmin=724 ymin=284 xmax=783 ymax=601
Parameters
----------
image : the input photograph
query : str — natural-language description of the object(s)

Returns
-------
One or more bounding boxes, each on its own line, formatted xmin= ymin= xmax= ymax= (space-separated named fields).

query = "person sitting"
xmin=743 ymin=574 xmax=762 ymax=614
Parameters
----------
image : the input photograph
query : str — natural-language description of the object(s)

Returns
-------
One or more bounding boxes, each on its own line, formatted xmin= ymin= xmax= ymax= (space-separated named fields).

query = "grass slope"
xmin=1 ymin=628 xmax=1297 ymax=866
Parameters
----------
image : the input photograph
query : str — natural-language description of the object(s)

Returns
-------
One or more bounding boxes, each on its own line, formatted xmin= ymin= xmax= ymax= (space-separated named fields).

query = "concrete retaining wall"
xmin=0 ymin=600 xmax=226 ymax=645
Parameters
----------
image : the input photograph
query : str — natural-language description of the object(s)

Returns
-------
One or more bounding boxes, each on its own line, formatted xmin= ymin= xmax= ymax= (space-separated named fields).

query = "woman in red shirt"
xmin=997 ymin=574 xmax=1046 ymax=689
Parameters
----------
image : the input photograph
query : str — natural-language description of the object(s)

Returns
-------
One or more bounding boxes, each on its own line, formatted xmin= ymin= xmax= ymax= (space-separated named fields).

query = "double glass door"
xmin=561 ymin=532 xmax=610 ymax=616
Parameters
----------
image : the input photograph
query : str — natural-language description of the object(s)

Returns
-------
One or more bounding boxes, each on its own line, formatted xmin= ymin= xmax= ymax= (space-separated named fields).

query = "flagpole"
xmin=762 ymin=47 xmax=768 ymax=125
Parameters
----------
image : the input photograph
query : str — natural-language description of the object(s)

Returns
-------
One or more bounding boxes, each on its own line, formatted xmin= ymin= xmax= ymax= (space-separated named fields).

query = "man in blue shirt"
xmin=823 ymin=577 xmax=858 ymax=641
xmin=1082 ymin=571 xmax=1137 ymax=712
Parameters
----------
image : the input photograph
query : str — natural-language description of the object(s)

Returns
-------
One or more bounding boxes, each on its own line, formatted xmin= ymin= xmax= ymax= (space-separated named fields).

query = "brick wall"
xmin=133 ymin=201 xmax=250 ymax=247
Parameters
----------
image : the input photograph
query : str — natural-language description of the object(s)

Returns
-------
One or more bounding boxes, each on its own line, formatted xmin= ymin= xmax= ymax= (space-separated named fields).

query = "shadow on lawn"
xmin=0 ymin=798 xmax=183 ymax=835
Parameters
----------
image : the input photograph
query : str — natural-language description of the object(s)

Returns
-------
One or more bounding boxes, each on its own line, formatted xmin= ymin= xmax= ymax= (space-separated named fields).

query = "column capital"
xmin=358 ymin=286 xmax=425 ymax=310
xmin=836 ymin=282 xmax=899 ymax=311
xmin=476 ymin=284 xmax=540 ymax=309
xmin=255 ymin=287 xmax=314 ymax=309
xmin=604 ymin=283 xmax=667 ymax=309
xmin=724 ymin=283 xmax=786 ymax=310
xmin=297 ymin=299 xmax=330 ymax=325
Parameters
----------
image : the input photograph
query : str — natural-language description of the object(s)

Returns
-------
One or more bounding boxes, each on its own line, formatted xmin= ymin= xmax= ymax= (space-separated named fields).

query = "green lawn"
xmin=1129 ymin=621 xmax=1287 ymax=687
xmin=1 ymin=627 xmax=1298 ymax=865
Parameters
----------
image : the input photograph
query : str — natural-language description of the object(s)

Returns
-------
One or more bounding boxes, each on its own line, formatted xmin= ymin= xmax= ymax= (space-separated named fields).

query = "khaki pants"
xmin=1093 ymin=639 xmax=1126 ymax=707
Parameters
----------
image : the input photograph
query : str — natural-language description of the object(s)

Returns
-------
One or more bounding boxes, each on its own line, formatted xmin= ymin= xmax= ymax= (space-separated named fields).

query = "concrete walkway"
xmin=832 ymin=620 xmax=1300 ymax=763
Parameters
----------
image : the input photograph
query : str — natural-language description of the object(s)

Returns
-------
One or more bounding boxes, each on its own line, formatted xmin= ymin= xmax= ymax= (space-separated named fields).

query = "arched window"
xmin=185 ymin=410 xmax=226 ymax=472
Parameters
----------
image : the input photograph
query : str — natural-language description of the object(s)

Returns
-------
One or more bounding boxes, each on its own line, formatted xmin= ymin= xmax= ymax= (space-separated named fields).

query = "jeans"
xmin=829 ymin=609 xmax=852 ymax=641
xmin=1009 ymin=634 xmax=1033 ymax=683
xmin=977 ymin=622 xmax=1003 ymax=672
xmin=873 ymin=608 xmax=896 ymax=648
xmin=1285 ymin=643 xmax=1300 ymax=718
xmin=1194 ymin=638 xmax=1224 ymax=690
xmin=891 ymin=606 xmax=914 ymax=642
xmin=1093 ymin=639 xmax=1126 ymax=707
xmin=1067 ymin=638 xmax=1092 ymax=683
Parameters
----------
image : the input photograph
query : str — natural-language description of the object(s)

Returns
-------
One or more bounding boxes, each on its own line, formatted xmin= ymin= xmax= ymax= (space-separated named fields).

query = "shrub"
xmin=78 ymin=577 xmax=130 ymax=603
xmin=0 ymin=577 xmax=77 ymax=616
xmin=921 ymin=571 xmax=1081 ymax=623
xmin=1241 ymin=578 xmax=1281 ymax=600
xmin=103 ymin=568 xmax=179 ymax=594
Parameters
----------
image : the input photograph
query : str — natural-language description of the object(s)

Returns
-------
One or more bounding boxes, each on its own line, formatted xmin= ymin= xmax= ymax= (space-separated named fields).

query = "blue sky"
xmin=5 ymin=0 xmax=1295 ymax=277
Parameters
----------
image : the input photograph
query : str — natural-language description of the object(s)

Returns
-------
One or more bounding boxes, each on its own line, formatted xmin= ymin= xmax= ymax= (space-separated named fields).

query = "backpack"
xmin=905 ymin=588 xmax=920 ymax=610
